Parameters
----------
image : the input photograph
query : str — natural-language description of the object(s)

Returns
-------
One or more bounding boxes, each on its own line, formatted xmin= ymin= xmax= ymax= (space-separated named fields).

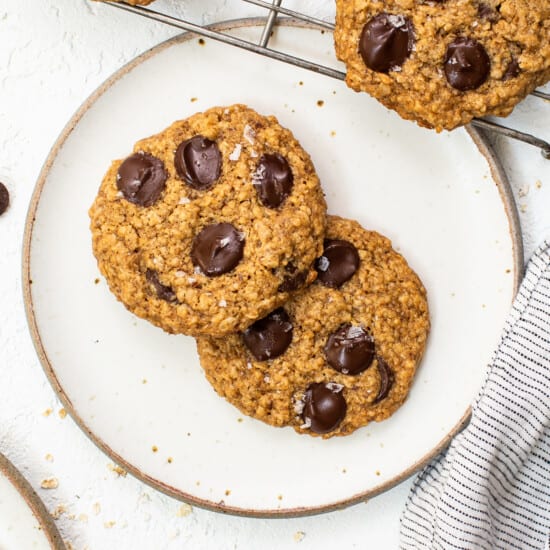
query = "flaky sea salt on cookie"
xmin=197 ymin=215 xmax=430 ymax=438
xmin=89 ymin=104 xmax=327 ymax=336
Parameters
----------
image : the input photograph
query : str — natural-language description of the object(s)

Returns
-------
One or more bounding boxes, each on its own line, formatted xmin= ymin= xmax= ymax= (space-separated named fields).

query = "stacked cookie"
xmin=334 ymin=0 xmax=550 ymax=130
xmin=89 ymin=105 xmax=430 ymax=438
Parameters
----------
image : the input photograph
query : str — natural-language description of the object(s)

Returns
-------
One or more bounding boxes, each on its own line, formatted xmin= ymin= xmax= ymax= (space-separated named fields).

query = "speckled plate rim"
xmin=0 ymin=452 xmax=66 ymax=549
xmin=22 ymin=17 xmax=524 ymax=518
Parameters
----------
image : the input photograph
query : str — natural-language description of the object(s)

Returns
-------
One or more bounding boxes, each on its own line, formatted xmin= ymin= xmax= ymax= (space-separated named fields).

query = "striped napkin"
xmin=400 ymin=241 xmax=550 ymax=550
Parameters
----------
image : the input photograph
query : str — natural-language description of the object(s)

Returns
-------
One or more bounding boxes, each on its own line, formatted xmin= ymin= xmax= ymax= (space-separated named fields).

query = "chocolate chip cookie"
xmin=334 ymin=0 xmax=550 ymax=130
xmin=89 ymin=105 xmax=326 ymax=336
xmin=197 ymin=216 xmax=430 ymax=437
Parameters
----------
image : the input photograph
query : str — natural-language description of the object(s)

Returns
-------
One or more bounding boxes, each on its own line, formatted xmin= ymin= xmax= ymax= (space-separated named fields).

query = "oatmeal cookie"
xmin=334 ymin=0 xmax=550 ymax=130
xmin=197 ymin=216 xmax=430 ymax=437
xmin=89 ymin=105 xmax=326 ymax=336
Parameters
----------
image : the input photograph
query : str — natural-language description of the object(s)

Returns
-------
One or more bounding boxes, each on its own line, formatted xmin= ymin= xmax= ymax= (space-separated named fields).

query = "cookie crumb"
xmin=535 ymin=180 xmax=542 ymax=189
xmin=317 ymin=100 xmax=324 ymax=107
xmin=198 ymin=38 xmax=205 ymax=45
xmin=104 ymin=521 xmax=116 ymax=529
xmin=518 ymin=184 xmax=529 ymax=198
xmin=45 ymin=453 xmax=54 ymax=462
xmin=94 ymin=278 xmax=100 ymax=284
xmin=225 ymin=489 xmax=231 ymax=496
xmin=58 ymin=408 xmax=67 ymax=419
xmin=51 ymin=504 xmax=66 ymax=519
xmin=167 ymin=457 xmax=173 ymax=464
xmin=41 ymin=478 xmax=58 ymax=490
xmin=107 ymin=463 xmax=127 ymax=477
xmin=190 ymin=97 xmax=198 ymax=102
xmin=152 ymin=445 xmax=158 ymax=453
xmin=294 ymin=531 xmax=306 ymax=542
xmin=42 ymin=408 xmax=53 ymax=417
xmin=176 ymin=503 xmax=193 ymax=517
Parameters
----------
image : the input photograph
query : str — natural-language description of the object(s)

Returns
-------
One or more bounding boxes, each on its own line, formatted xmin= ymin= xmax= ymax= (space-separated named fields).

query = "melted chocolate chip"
xmin=278 ymin=263 xmax=308 ymax=292
xmin=303 ymin=383 xmax=347 ymax=434
xmin=0 ymin=182 xmax=9 ymax=216
xmin=315 ymin=239 xmax=360 ymax=288
xmin=145 ymin=269 xmax=177 ymax=303
xmin=191 ymin=223 xmax=244 ymax=277
xmin=325 ymin=324 xmax=375 ymax=375
xmin=252 ymin=153 xmax=293 ymax=208
xmin=243 ymin=308 xmax=293 ymax=361
xmin=444 ymin=37 xmax=490 ymax=91
xmin=175 ymin=135 xmax=222 ymax=190
xmin=359 ymin=13 xmax=414 ymax=73
xmin=373 ymin=357 xmax=395 ymax=403
xmin=503 ymin=58 xmax=520 ymax=80
xmin=117 ymin=152 xmax=167 ymax=207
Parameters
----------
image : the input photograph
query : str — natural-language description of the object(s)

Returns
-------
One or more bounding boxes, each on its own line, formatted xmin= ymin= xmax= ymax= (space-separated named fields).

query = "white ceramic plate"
xmin=0 ymin=453 xmax=64 ymax=549
xmin=24 ymin=20 xmax=522 ymax=516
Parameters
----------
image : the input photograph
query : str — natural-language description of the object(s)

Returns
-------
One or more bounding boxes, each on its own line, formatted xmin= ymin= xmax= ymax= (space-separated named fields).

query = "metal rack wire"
xmin=105 ymin=0 xmax=550 ymax=159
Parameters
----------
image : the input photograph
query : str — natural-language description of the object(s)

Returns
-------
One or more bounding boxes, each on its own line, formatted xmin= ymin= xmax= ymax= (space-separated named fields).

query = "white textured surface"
xmin=0 ymin=1 xmax=548 ymax=548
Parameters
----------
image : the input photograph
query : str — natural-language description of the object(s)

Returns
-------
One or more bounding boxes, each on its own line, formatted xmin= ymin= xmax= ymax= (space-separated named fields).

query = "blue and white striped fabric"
xmin=400 ymin=241 xmax=550 ymax=550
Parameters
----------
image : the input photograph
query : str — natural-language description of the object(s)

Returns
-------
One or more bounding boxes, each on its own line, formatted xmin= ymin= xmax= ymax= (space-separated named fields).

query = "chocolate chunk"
xmin=315 ymin=239 xmax=360 ymax=288
xmin=478 ymin=4 xmax=499 ymax=22
xmin=325 ymin=324 xmax=375 ymax=375
xmin=444 ymin=37 xmax=490 ymax=91
xmin=0 ymin=182 xmax=9 ymax=216
xmin=175 ymin=135 xmax=222 ymax=190
xmin=252 ymin=153 xmax=293 ymax=208
xmin=145 ymin=269 xmax=177 ymax=303
xmin=373 ymin=356 xmax=395 ymax=403
xmin=303 ymin=382 xmax=347 ymax=434
xmin=359 ymin=13 xmax=414 ymax=73
xmin=191 ymin=223 xmax=244 ymax=276
xmin=503 ymin=58 xmax=520 ymax=80
xmin=117 ymin=152 xmax=167 ymax=207
xmin=278 ymin=263 xmax=308 ymax=292
xmin=242 ymin=308 xmax=293 ymax=361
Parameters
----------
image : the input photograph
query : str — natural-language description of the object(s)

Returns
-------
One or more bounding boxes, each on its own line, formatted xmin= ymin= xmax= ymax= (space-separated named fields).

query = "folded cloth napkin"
xmin=400 ymin=241 xmax=550 ymax=550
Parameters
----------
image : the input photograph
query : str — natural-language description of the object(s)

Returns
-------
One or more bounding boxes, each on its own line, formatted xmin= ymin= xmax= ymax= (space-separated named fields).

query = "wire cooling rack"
xmin=105 ymin=0 xmax=550 ymax=159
